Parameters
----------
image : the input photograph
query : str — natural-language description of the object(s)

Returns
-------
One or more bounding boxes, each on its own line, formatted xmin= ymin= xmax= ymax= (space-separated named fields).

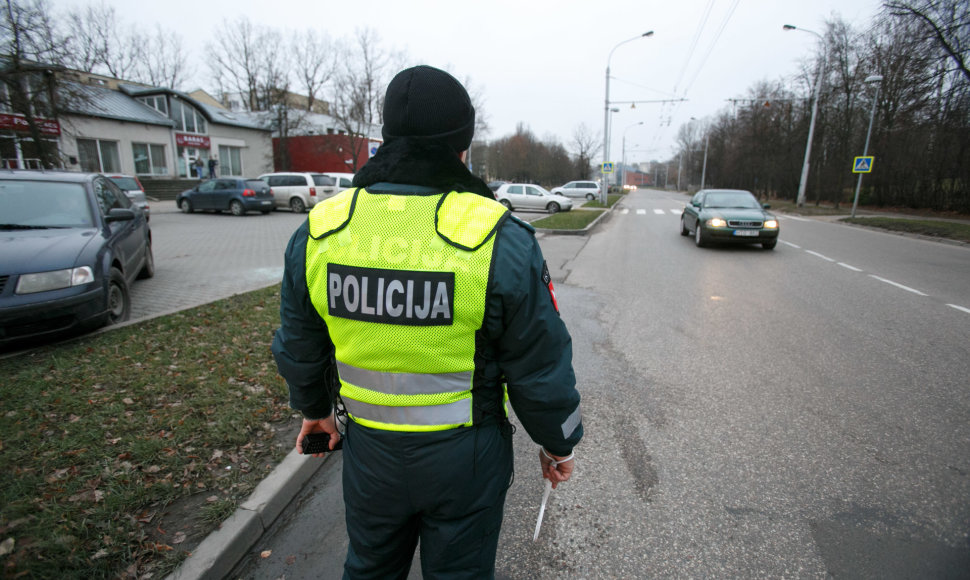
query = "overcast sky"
xmin=51 ymin=0 xmax=884 ymax=164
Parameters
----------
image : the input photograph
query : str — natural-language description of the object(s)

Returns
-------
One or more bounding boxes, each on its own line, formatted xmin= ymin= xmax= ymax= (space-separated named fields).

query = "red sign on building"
xmin=0 ymin=113 xmax=61 ymax=136
xmin=175 ymin=133 xmax=211 ymax=148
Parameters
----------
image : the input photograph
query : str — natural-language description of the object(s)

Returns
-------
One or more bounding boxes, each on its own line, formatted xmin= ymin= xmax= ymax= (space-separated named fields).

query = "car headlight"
xmin=16 ymin=266 xmax=95 ymax=294
xmin=764 ymin=219 xmax=779 ymax=229
xmin=708 ymin=218 xmax=727 ymax=228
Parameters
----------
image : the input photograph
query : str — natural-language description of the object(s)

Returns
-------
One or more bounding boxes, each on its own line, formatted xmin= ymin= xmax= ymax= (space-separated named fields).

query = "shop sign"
xmin=176 ymin=133 xmax=211 ymax=148
xmin=0 ymin=113 xmax=61 ymax=136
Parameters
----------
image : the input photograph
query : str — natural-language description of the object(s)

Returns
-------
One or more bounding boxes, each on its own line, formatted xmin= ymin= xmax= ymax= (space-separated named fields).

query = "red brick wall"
xmin=272 ymin=134 xmax=374 ymax=173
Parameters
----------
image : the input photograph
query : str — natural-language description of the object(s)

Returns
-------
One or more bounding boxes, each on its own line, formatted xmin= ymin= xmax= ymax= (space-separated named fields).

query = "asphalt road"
xmin=230 ymin=189 xmax=970 ymax=578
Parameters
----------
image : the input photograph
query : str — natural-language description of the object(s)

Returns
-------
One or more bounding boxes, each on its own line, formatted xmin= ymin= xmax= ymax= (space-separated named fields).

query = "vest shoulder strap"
xmin=435 ymin=192 xmax=509 ymax=251
xmin=308 ymin=188 xmax=359 ymax=240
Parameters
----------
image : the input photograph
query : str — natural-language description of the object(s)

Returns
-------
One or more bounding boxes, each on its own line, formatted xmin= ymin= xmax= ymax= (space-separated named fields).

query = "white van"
xmin=258 ymin=172 xmax=338 ymax=213
xmin=323 ymin=172 xmax=356 ymax=190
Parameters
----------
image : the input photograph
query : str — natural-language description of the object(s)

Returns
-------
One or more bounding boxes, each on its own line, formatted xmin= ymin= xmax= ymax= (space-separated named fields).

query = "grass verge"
xmin=580 ymin=194 xmax=623 ymax=209
xmin=0 ymin=284 xmax=295 ymax=579
xmin=841 ymin=217 xmax=970 ymax=243
xmin=531 ymin=209 xmax=605 ymax=230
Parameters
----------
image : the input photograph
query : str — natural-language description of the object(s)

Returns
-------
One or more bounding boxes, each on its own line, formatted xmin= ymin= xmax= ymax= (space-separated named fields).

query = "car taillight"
xmin=309 ymin=187 xmax=317 ymax=197
xmin=243 ymin=189 xmax=255 ymax=197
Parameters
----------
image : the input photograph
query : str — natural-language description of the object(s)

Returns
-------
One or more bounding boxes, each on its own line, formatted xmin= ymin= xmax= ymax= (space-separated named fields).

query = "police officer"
xmin=272 ymin=65 xmax=582 ymax=579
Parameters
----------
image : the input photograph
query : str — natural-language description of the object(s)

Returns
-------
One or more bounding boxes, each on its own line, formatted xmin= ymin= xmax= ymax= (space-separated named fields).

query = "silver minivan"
xmin=258 ymin=172 xmax=338 ymax=213
xmin=551 ymin=180 xmax=602 ymax=200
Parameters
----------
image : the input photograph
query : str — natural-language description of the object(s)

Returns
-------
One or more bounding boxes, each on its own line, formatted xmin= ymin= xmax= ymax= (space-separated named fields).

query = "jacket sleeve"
xmin=486 ymin=217 xmax=583 ymax=456
xmin=271 ymin=220 xmax=337 ymax=420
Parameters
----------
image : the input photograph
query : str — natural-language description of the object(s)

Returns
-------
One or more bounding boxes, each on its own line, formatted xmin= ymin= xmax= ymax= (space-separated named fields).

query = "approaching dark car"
xmin=176 ymin=178 xmax=274 ymax=216
xmin=680 ymin=189 xmax=779 ymax=250
xmin=0 ymin=170 xmax=154 ymax=347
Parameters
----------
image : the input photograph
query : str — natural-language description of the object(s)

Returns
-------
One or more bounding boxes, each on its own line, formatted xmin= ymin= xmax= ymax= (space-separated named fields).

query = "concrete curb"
xmin=534 ymin=205 xmax=614 ymax=236
xmin=166 ymin=449 xmax=333 ymax=580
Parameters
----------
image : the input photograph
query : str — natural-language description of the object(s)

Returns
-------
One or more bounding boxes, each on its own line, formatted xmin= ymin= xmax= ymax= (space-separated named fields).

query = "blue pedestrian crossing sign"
xmin=853 ymin=156 xmax=874 ymax=173
xmin=602 ymin=162 xmax=614 ymax=174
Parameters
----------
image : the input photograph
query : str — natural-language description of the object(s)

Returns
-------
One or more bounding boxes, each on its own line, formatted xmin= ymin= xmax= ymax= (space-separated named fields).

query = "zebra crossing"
xmin=624 ymin=208 xmax=684 ymax=216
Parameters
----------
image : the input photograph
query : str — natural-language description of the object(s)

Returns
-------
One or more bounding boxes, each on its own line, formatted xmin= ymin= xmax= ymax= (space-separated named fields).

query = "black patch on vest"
xmin=327 ymin=264 xmax=454 ymax=326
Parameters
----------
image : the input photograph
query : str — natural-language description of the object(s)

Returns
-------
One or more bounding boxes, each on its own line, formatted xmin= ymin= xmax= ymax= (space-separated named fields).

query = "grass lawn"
xmin=841 ymin=217 xmax=970 ymax=243
xmin=580 ymin=194 xmax=623 ymax=209
xmin=0 ymin=285 xmax=295 ymax=578
xmin=531 ymin=209 xmax=605 ymax=230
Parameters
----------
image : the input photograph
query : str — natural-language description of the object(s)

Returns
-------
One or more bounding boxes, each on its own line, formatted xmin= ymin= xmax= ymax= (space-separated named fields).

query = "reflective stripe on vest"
xmin=306 ymin=188 xmax=507 ymax=432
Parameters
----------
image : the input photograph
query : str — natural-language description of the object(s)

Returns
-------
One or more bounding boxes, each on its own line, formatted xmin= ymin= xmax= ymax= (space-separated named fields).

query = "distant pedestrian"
xmin=208 ymin=156 xmax=218 ymax=179
xmin=194 ymin=158 xmax=204 ymax=179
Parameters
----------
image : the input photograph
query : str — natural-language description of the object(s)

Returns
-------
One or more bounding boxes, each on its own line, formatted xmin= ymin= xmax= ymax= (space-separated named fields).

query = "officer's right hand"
xmin=296 ymin=415 xmax=341 ymax=457
xmin=539 ymin=448 xmax=575 ymax=489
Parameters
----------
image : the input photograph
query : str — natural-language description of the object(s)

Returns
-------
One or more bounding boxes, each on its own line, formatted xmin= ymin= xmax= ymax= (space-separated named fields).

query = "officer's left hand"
xmin=539 ymin=448 xmax=575 ymax=489
xmin=295 ymin=414 xmax=340 ymax=457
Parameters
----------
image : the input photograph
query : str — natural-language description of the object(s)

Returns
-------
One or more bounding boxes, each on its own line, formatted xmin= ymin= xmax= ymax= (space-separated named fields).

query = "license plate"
xmin=733 ymin=229 xmax=758 ymax=237
xmin=261 ymin=200 xmax=271 ymax=205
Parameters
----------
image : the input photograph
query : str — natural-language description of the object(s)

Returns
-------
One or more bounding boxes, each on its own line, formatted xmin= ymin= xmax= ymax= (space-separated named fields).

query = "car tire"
xmin=106 ymin=267 xmax=131 ymax=325
xmin=694 ymin=224 xmax=706 ymax=247
xmin=137 ymin=241 xmax=155 ymax=279
xmin=499 ymin=199 xmax=512 ymax=210
xmin=260 ymin=210 xmax=271 ymax=214
xmin=586 ymin=193 xmax=595 ymax=201
xmin=680 ymin=215 xmax=689 ymax=236
xmin=762 ymin=239 xmax=777 ymax=250
xmin=290 ymin=197 xmax=306 ymax=213
xmin=179 ymin=198 xmax=193 ymax=213
xmin=547 ymin=202 xmax=561 ymax=213
xmin=230 ymin=200 xmax=245 ymax=216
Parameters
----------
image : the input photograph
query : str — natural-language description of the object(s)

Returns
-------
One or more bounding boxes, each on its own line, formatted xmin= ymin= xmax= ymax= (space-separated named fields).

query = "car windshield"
xmin=0 ymin=180 xmax=94 ymax=228
xmin=703 ymin=192 xmax=760 ymax=209
xmin=109 ymin=176 xmax=140 ymax=191
xmin=311 ymin=175 xmax=335 ymax=186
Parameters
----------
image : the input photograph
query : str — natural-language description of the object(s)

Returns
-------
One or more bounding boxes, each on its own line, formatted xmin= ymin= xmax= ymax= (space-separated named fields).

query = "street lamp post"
xmin=784 ymin=24 xmax=826 ymax=208
xmin=851 ymin=75 xmax=883 ymax=218
xmin=700 ymin=132 xmax=709 ymax=189
xmin=621 ymin=121 xmax=643 ymax=192
xmin=603 ymin=31 xmax=653 ymax=205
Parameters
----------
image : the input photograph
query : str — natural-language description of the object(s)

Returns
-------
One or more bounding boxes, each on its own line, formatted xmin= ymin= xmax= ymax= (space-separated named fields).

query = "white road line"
xmin=653 ymin=209 xmax=666 ymax=215
xmin=838 ymin=262 xmax=863 ymax=272
xmin=621 ymin=208 xmax=629 ymax=214
xmin=669 ymin=209 xmax=681 ymax=215
xmin=806 ymin=250 xmax=835 ymax=262
xmin=782 ymin=240 xmax=801 ymax=249
xmin=636 ymin=209 xmax=647 ymax=215
xmin=948 ymin=304 xmax=970 ymax=315
xmin=869 ymin=275 xmax=928 ymax=296
xmin=782 ymin=215 xmax=810 ymax=222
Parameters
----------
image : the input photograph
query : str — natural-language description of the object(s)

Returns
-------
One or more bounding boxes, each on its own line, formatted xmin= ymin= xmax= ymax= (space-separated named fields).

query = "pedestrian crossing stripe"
xmin=853 ymin=156 xmax=874 ymax=173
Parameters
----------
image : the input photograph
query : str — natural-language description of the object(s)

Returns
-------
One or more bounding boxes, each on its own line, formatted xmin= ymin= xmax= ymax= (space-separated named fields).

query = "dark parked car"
xmin=176 ymin=178 xmax=274 ymax=216
xmin=0 ymin=170 xmax=154 ymax=347
xmin=680 ymin=189 xmax=779 ymax=250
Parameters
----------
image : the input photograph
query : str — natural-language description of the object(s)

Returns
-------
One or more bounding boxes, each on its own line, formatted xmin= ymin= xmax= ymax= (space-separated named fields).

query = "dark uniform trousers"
xmin=342 ymin=420 xmax=514 ymax=580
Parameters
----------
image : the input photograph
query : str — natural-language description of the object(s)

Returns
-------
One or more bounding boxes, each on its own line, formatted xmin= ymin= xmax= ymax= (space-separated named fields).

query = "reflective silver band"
xmin=344 ymin=397 xmax=472 ymax=427
xmin=337 ymin=361 xmax=471 ymax=395
xmin=561 ymin=406 xmax=582 ymax=439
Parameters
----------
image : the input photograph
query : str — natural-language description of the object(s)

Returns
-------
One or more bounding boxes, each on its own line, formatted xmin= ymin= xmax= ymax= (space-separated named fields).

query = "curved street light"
xmin=603 ymin=31 xmax=653 ymax=204
xmin=851 ymin=75 xmax=884 ymax=218
xmin=784 ymin=24 xmax=826 ymax=207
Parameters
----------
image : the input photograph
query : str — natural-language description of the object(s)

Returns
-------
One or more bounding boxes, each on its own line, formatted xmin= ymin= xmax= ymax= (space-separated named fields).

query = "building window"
xmin=137 ymin=95 xmax=168 ymax=116
xmin=132 ymin=142 xmax=167 ymax=175
xmin=218 ymin=145 xmax=242 ymax=176
xmin=77 ymin=138 xmax=120 ymax=173
xmin=170 ymin=98 xmax=206 ymax=134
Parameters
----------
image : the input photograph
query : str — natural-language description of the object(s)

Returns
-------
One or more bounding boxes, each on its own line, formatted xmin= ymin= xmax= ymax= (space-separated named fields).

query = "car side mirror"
xmin=692 ymin=201 xmax=701 ymax=207
xmin=106 ymin=208 xmax=136 ymax=223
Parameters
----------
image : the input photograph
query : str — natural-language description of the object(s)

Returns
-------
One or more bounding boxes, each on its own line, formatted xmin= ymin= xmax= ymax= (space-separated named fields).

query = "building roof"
xmin=61 ymin=82 xmax=174 ymax=127
xmin=116 ymin=84 xmax=270 ymax=132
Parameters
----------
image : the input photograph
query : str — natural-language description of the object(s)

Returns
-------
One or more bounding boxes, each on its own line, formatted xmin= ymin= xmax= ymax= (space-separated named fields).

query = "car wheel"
xmin=762 ymin=239 xmax=777 ymax=250
xmin=260 ymin=210 xmax=271 ymax=214
xmin=230 ymin=200 xmax=245 ymax=216
xmin=106 ymin=267 xmax=131 ymax=325
xmin=137 ymin=241 xmax=155 ymax=279
xmin=680 ymin=215 xmax=689 ymax=236
xmin=694 ymin=223 xmax=706 ymax=247
xmin=499 ymin=199 xmax=512 ymax=210
xmin=290 ymin=197 xmax=306 ymax=213
xmin=547 ymin=202 xmax=561 ymax=213
xmin=179 ymin=198 xmax=193 ymax=213
xmin=586 ymin=193 xmax=595 ymax=201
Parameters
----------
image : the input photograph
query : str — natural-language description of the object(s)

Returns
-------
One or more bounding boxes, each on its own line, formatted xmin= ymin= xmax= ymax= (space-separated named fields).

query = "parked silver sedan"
xmin=493 ymin=183 xmax=573 ymax=213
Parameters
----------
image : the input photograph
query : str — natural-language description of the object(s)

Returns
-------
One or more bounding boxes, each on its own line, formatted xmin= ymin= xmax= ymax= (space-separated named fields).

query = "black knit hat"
xmin=381 ymin=65 xmax=475 ymax=153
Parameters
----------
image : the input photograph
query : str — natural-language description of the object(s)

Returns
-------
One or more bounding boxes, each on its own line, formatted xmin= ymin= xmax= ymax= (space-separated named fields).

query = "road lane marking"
xmin=621 ymin=209 xmax=629 ymax=214
xmin=782 ymin=241 xmax=801 ymax=248
xmin=948 ymin=304 xmax=970 ymax=315
xmin=637 ymin=209 xmax=647 ymax=215
xmin=806 ymin=250 xmax=835 ymax=262
xmin=838 ymin=262 xmax=863 ymax=272
xmin=670 ymin=209 xmax=681 ymax=215
xmin=869 ymin=275 xmax=928 ymax=296
xmin=654 ymin=209 xmax=666 ymax=215
xmin=783 ymin=215 xmax=810 ymax=222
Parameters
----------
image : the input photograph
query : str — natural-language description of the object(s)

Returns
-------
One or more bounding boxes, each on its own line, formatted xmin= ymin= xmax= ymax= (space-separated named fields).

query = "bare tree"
xmin=571 ymin=122 xmax=601 ymax=179
xmin=64 ymin=1 xmax=140 ymax=79
xmin=291 ymin=28 xmax=337 ymax=113
xmin=208 ymin=17 xmax=265 ymax=111
xmin=135 ymin=24 xmax=191 ymax=89
xmin=0 ymin=0 xmax=68 ymax=168
xmin=330 ymin=28 xmax=404 ymax=172
xmin=884 ymin=0 xmax=970 ymax=82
